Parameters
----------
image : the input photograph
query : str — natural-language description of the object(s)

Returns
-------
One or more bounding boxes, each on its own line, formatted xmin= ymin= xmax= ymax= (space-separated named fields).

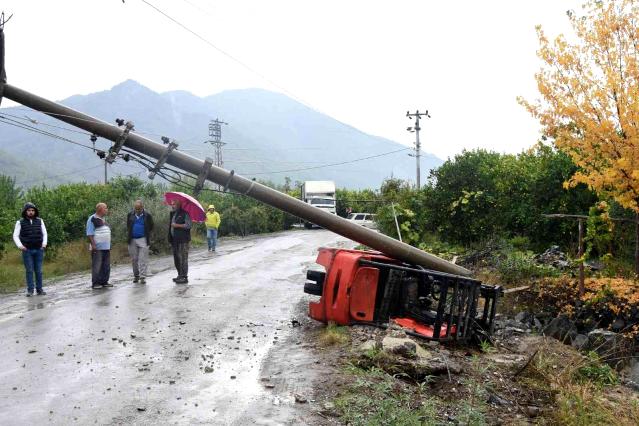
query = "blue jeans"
xmin=207 ymin=228 xmax=218 ymax=250
xmin=22 ymin=248 xmax=44 ymax=293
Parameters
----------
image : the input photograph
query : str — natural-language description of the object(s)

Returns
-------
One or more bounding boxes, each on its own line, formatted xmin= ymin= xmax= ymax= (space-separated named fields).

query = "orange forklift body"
xmin=309 ymin=248 xmax=389 ymax=324
xmin=305 ymin=248 xmax=502 ymax=342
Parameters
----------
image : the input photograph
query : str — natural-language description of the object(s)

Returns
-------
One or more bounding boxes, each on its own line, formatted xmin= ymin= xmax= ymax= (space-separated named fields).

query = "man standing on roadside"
xmin=168 ymin=199 xmax=191 ymax=284
xmin=13 ymin=202 xmax=48 ymax=297
xmin=205 ymin=204 xmax=221 ymax=252
xmin=127 ymin=200 xmax=154 ymax=284
xmin=86 ymin=203 xmax=112 ymax=289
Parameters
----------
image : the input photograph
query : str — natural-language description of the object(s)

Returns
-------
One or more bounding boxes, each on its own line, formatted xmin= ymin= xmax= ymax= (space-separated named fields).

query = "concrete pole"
xmin=415 ymin=115 xmax=421 ymax=190
xmin=407 ymin=110 xmax=428 ymax=190
xmin=3 ymin=83 xmax=471 ymax=276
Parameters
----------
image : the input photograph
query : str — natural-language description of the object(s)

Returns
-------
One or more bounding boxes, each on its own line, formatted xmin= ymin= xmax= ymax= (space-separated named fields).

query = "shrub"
xmin=496 ymin=251 xmax=559 ymax=283
xmin=538 ymin=277 xmax=639 ymax=339
xmin=509 ymin=235 xmax=531 ymax=251
xmin=575 ymin=352 xmax=618 ymax=387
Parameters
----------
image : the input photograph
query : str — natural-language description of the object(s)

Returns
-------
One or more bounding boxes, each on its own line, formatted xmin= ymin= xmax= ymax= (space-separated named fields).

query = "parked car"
xmin=347 ymin=213 xmax=377 ymax=229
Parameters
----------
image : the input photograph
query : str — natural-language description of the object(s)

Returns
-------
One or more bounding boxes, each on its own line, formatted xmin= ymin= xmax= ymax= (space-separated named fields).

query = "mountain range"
xmin=0 ymin=80 xmax=442 ymax=189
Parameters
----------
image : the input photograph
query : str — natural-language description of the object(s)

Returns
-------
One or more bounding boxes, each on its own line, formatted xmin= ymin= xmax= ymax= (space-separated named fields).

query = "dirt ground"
xmin=284 ymin=312 xmax=639 ymax=425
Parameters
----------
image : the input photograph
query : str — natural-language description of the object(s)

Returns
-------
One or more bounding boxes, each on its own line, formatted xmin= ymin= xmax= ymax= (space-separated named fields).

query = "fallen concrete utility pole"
xmin=1 ymin=83 xmax=470 ymax=276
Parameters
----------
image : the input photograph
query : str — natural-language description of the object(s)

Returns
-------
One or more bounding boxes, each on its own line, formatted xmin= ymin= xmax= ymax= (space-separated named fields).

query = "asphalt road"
xmin=0 ymin=229 xmax=353 ymax=425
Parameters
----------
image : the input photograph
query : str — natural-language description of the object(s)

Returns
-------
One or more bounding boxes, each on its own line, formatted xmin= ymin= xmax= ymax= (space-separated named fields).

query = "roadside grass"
xmin=0 ymin=240 xmax=91 ymax=293
xmin=318 ymin=322 xmax=350 ymax=346
xmin=0 ymin=235 xmax=209 ymax=293
xmin=519 ymin=339 xmax=639 ymax=425
xmin=335 ymin=365 xmax=439 ymax=426
xmin=456 ymin=378 xmax=488 ymax=425
xmin=328 ymin=335 xmax=639 ymax=425
xmin=338 ymin=347 xmax=488 ymax=425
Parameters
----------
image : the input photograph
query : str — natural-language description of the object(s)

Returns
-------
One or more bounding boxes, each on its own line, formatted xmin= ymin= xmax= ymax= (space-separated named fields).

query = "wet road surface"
xmin=0 ymin=229 xmax=354 ymax=425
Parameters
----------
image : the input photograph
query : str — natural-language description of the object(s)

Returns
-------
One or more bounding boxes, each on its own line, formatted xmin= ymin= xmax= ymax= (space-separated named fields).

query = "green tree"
xmin=0 ymin=176 xmax=21 ymax=257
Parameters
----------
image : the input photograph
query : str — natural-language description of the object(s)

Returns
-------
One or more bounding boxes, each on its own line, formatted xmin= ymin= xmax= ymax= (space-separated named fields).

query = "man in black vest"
xmin=168 ymin=199 xmax=191 ymax=284
xmin=12 ymin=202 xmax=48 ymax=296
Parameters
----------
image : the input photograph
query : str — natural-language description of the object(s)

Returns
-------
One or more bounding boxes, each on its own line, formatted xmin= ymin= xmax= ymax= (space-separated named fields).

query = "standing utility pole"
xmin=206 ymin=118 xmax=227 ymax=168
xmin=406 ymin=109 xmax=430 ymax=189
xmin=205 ymin=118 xmax=227 ymax=191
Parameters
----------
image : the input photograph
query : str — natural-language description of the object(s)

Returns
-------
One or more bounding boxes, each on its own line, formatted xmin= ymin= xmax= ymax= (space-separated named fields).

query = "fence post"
xmin=578 ymin=218 xmax=585 ymax=298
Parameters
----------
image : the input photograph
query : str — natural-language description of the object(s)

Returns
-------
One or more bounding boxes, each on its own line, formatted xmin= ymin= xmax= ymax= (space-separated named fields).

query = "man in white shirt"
xmin=86 ymin=202 xmax=112 ymax=289
xmin=13 ymin=202 xmax=48 ymax=297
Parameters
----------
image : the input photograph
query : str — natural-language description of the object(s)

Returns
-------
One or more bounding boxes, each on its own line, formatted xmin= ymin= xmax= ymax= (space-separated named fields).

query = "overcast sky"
xmin=1 ymin=0 xmax=581 ymax=160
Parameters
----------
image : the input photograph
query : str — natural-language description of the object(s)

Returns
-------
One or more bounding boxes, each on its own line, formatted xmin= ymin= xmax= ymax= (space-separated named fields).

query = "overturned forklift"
xmin=305 ymin=248 xmax=501 ymax=343
xmin=0 ymin=24 xmax=500 ymax=344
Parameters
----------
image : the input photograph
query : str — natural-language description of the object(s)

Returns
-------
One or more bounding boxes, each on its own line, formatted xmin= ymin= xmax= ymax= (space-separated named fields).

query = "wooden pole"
xmin=635 ymin=212 xmax=639 ymax=275
xmin=578 ymin=218 xmax=585 ymax=298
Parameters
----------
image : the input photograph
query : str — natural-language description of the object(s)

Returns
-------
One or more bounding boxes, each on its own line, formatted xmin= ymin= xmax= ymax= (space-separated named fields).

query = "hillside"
xmin=0 ymin=80 xmax=442 ymax=189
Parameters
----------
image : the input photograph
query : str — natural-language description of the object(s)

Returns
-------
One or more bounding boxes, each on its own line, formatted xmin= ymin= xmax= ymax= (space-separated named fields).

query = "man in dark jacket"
xmin=126 ymin=200 xmax=154 ymax=284
xmin=168 ymin=199 xmax=191 ymax=284
xmin=12 ymin=202 xmax=48 ymax=296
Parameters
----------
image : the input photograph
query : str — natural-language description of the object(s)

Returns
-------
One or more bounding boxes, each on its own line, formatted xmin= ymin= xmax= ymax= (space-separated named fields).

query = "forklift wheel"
xmin=304 ymin=281 xmax=323 ymax=296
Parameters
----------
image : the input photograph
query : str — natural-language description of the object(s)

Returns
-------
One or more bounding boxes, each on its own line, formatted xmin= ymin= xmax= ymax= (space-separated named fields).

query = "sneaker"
xmin=36 ymin=290 xmax=47 ymax=296
xmin=133 ymin=276 xmax=139 ymax=283
xmin=174 ymin=277 xmax=188 ymax=284
xmin=140 ymin=277 xmax=146 ymax=285
xmin=102 ymin=283 xmax=114 ymax=288
xmin=26 ymin=292 xmax=34 ymax=297
xmin=92 ymin=284 xmax=103 ymax=289
xmin=172 ymin=277 xmax=180 ymax=282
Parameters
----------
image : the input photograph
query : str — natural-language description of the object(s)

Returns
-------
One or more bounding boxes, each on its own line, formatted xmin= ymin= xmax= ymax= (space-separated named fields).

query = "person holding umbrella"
xmin=168 ymin=199 xmax=191 ymax=284
xmin=165 ymin=192 xmax=206 ymax=284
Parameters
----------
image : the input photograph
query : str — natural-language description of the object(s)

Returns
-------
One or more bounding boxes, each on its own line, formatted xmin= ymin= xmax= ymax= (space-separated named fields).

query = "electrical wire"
xmin=1 ymin=113 xmax=409 ymax=191
xmin=0 ymin=116 xmax=97 ymax=151
xmin=0 ymin=111 xmax=93 ymax=136
xmin=5 ymin=107 xmax=168 ymax=140
xmin=138 ymin=0 xmax=317 ymax=112
xmin=243 ymin=147 xmax=411 ymax=176
xmin=0 ymin=109 xmax=225 ymax=192
xmin=4 ymin=106 xmax=109 ymax=126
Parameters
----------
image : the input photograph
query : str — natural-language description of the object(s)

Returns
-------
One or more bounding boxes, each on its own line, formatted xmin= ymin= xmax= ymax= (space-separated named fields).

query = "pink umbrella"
xmin=164 ymin=192 xmax=206 ymax=222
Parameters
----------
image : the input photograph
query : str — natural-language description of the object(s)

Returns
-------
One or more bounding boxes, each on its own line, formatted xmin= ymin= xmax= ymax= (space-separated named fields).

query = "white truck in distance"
xmin=300 ymin=180 xmax=336 ymax=228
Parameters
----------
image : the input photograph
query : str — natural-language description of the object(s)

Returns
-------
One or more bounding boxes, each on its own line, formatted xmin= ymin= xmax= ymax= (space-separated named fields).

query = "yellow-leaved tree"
xmin=519 ymin=0 xmax=639 ymax=211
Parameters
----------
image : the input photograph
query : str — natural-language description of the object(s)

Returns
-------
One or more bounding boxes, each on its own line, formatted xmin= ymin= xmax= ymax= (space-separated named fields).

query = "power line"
xmin=4 ymin=106 xmax=107 ymax=126
xmin=0 ymin=111 xmax=93 ymax=136
xmin=0 ymin=114 xmax=411 ymax=185
xmin=0 ymin=116 xmax=96 ymax=151
xmin=244 ymin=147 xmax=411 ymax=176
xmin=179 ymin=0 xmax=214 ymax=17
xmin=138 ymin=0 xmax=317 ymax=112
xmin=5 ymin=107 xmax=167 ymax=140
xmin=1 ymin=108 xmax=231 ymax=191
